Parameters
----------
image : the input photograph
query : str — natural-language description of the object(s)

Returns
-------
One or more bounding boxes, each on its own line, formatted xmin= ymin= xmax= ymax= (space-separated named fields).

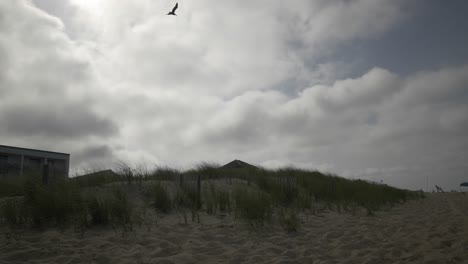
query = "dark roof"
xmin=220 ymin=159 xmax=257 ymax=169
xmin=77 ymin=169 xmax=118 ymax=178
xmin=0 ymin=144 xmax=69 ymax=156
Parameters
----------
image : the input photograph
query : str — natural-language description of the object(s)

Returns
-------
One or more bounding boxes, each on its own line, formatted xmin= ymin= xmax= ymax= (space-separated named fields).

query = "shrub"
xmin=71 ymin=170 xmax=120 ymax=188
xmin=173 ymin=186 xmax=201 ymax=223
xmin=150 ymin=183 xmax=172 ymax=213
xmin=195 ymin=163 xmax=220 ymax=180
xmin=204 ymin=183 xmax=217 ymax=215
xmin=0 ymin=180 xmax=23 ymax=198
xmin=254 ymin=172 xmax=298 ymax=207
xmin=149 ymin=166 xmax=180 ymax=181
xmin=180 ymin=183 xmax=200 ymax=210
xmin=233 ymin=188 xmax=272 ymax=227
xmin=295 ymin=189 xmax=313 ymax=210
xmin=204 ymin=183 xmax=231 ymax=215
xmin=278 ymin=208 xmax=300 ymax=233
xmin=217 ymin=189 xmax=231 ymax=213
xmin=109 ymin=187 xmax=133 ymax=231
xmin=22 ymin=177 xmax=81 ymax=227
xmin=1 ymin=198 xmax=27 ymax=228
xmin=87 ymin=195 xmax=110 ymax=225
xmin=116 ymin=162 xmax=135 ymax=185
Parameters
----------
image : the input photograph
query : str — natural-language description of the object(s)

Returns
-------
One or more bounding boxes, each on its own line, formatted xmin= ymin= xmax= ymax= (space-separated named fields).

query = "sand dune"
xmin=1 ymin=193 xmax=467 ymax=264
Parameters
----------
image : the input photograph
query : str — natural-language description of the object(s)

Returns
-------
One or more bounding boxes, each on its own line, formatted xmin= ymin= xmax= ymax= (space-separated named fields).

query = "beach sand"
xmin=1 ymin=192 xmax=467 ymax=264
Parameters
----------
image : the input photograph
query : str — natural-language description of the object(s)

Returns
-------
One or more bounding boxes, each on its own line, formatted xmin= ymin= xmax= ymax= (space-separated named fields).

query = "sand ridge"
xmin=1 ymin=193 xmax=467 ymax=264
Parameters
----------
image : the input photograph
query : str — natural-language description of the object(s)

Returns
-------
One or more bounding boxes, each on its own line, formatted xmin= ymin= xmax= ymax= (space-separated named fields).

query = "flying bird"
xmin=167 ymin=2 xmax=178 ymax=16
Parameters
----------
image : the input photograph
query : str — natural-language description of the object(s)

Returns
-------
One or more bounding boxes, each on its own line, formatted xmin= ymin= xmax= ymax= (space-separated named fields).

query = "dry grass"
xmin=0 ymin=163 xmax=424 ymax=233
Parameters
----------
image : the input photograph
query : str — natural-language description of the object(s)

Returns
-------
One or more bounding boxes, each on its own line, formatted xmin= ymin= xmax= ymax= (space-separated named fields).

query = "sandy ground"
xmin=1 ymin=193 xmax=467 ymax=264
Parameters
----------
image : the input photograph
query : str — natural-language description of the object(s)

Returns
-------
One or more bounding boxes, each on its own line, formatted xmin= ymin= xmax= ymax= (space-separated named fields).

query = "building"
xmin=220 ymin=159 xmax=257 ymax=169
xmin=0 ymin=145 xmax=70 ymax=181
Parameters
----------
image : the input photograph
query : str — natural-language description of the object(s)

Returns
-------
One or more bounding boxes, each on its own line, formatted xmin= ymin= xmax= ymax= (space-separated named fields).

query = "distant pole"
xmin=197 ymin=174 xmax=201 ymax=209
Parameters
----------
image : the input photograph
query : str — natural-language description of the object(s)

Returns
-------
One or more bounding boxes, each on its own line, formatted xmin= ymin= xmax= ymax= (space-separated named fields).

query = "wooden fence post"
xmin=179 ymin=174 xmax=184 ymax=187
xmin=197 ymin=174 xmax=201 ymax=209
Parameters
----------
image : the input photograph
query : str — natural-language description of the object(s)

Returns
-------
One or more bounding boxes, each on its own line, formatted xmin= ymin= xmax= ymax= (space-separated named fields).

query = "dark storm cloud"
xmin=0 ymin=104 xmax=118 ymax=139
xmin=71 ymin=144 xmax=115 ymax=168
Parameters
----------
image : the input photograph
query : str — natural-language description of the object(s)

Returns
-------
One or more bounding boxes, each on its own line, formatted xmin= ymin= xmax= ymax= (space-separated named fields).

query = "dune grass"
xmin=87 ymin=194 xmax=110 ymax=225
xmin=0 ymin=175 xmax=134 ymax=233
xmin=0 ymin=163 xmax=424 ymax=233
xmin=233 ymin=187 xmax=273 ymax=227
xmin=0 ymin=181 xmax=23 ymax=199
xmin=278 ymin=207 xmax=300 ymax=232
xmin=71 ymin=170 xmax=121 ymax=188
xmin=147 ymin=182 xmax=172 ymax=213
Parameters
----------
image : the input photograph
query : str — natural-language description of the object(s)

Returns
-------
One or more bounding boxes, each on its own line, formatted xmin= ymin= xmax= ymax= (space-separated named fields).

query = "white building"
xmin=0 ymin=145 xmax=70 ymax=181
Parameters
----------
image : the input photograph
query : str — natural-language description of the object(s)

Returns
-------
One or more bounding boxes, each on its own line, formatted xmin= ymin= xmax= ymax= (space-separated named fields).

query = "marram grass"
xmin=0 ymin=164 xmax=424 ymax=233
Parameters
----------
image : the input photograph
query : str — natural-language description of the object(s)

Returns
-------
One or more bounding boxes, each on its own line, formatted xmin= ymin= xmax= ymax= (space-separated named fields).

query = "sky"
xmin=1 ymin=0 xmax=467 ymax=191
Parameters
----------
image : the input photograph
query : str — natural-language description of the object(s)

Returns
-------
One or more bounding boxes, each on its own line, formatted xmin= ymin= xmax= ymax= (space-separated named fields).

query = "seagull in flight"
xmin=167 ymin=2 xmax=178 ymax=16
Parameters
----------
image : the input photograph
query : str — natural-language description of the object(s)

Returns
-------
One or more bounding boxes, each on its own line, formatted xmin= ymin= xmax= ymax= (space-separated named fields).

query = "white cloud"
xmin=62 ymin=0 xmax=407 ymax=97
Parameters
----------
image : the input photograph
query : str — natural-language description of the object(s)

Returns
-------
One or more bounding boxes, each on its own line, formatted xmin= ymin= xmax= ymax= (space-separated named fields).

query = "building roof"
xmin=220 ymin=159 xmax=257 ymax=169
xmin=0 ymin=145 xmax=69 ymax=156
xmin=77 ymin=169 xmax=118 ymax=178
xmin=0 ymin=145 xmax=70 ymax=161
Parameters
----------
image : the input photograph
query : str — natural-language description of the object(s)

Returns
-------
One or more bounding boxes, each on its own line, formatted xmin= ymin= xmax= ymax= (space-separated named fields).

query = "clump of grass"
xmin=177 ymin=171 xmax=202 ymax=214
xmin=134 ymin=163 xmax=150 ymax=185
xmin=217 ymin=189 xmax=231 ymax=213
xmin=233 ymin=188 xmax=272 ymax=227
xmin=0 ymin=168 xmax=160 ymax=232
xmin=116 ymin=161 xmax=135 ymax=185
xmin=204 ymin=183 xmax=231 ymax=215
xmin=71 ymin=196 xmax=88 ymax=237
xmin=72 ymin=169 xmax=121 ymax=188
xmin=87 ymin=195 xmax=110 ymax=225
xmin=109 ymin=187 xmax=133 ymax=231
xmin=254 ymin=170 xmax=272 ymax=193
xmin=182 ymin=185 xmax=200 ymax=209
xmin=149 ymin=166 xmax=181 ymax=181
xmin=217 ymin=167 xmax=256 ymax=185
xmin=22 ymin=176 xmax=82 ymax=228
xmin=0 ymin=198 xmax=27 ymax=228
xmin=204 ymin=183 xmax=217 ymax=215
xmin=173 ymin=187 xmax=193 ymax=224
xmin=195 ymin=162 xmax=220 ymax=180
xmin=0 ymin=174 xmax=91 ymax=231
xmin=84 ymin=187 xmax=135 ymax=232
xmin=295 ymin=188 xmax=313 ymax=211
xmin=278 ymin=208 xmax=300 ymax=233
xmin=82 ymin=185 xmax=141 ymax=232
xmin=149 ymin=183 xmax=172 ymax=213
xmin=0 ymin=180 xmax=23 ymax=198
xmin=254 ymin=172 xmax=298 ymax=207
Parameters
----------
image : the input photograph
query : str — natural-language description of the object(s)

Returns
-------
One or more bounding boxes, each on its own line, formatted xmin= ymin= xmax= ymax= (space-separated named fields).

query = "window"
xmin=28 ymin=158 xmax=42 ymax=169
xmin=0 ymin=155 xmax=8 ymax=174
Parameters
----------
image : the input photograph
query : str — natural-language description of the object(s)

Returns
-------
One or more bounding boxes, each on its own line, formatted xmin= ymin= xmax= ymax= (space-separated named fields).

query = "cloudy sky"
xmin=1 ymin=0 xmax=467 ymax=190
